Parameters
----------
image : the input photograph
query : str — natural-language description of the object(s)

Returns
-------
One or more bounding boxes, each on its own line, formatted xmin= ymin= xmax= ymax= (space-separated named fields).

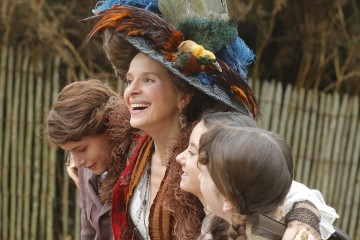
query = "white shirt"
xmin=129 ymin=167 xmax=151 ymax=240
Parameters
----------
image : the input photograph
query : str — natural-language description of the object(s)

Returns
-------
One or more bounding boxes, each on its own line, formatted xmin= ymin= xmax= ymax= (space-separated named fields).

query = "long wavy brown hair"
xmin=198 ymin=127 xmax=293 ymax=239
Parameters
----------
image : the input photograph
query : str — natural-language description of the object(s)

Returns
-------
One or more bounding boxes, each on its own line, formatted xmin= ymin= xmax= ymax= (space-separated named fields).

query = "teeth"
xmin=131 ymin=103 xmax=150 ymax=108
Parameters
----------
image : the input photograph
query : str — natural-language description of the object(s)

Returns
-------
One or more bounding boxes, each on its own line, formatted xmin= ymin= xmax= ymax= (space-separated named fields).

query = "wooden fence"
xmin=0 ymin=46 xmax=359 ymax=240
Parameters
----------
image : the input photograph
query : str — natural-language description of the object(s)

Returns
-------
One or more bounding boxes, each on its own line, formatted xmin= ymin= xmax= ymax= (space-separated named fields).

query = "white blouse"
xmin=129 ymin=166 xmax=151 ymax=240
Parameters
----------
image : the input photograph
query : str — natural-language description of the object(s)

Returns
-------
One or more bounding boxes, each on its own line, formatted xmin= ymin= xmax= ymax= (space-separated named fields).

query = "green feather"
xmin=198 ymin=56 xmax=215 ymax=64
xmin=158 ymin=0 xmax=189 ymax=25
xmin=202 ymin=0 xmax=229 ymax=20
xmin=158 ymin=0 xmax=235 ymax=53
xmin=174 ymin=52 xmax=191 ymax=68
xmin=158 ymin=0 xmax=230 ymax=25
xmin=178 ymin=18 xmax=238 ymax=53
xmin=190 ymin=0 xmax=208 ymax=17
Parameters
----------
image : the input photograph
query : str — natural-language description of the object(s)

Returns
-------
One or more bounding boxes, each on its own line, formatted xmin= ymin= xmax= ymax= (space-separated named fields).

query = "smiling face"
xmin=176 ymin=121 xmax=207 ymax=198
xmin=61 ymin=133 xmax=110 ymax=175
xmin=124 ymin=52 xmax=184 ymax=135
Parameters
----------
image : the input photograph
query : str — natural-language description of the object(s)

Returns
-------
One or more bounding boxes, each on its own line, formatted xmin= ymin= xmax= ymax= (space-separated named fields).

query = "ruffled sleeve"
xmin=283 ymin=180 xmax=339 ymax=239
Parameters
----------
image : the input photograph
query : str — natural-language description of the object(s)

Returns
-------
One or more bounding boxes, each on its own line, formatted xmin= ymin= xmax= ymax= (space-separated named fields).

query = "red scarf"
xmin=112 ymin=131 xmax=149 ymax=240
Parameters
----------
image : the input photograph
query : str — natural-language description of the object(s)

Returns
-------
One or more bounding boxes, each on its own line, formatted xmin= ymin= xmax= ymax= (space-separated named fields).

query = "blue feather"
xmin=93 ymin=0 xmax=159 ymax=14
xmin=217 ymin=37 xmax=255 ymax=81
xmin=197 ymin=73 xmax=214 ymax=85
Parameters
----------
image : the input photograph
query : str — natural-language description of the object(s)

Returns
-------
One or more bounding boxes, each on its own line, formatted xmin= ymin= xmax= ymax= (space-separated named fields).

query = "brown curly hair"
xmin=99 ymin=100 xmax=133 ymax=204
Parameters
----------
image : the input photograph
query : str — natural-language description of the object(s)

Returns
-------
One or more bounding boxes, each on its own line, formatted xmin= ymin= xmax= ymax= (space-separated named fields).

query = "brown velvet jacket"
xmin=126 ymin=137 xmax=174 ymax=239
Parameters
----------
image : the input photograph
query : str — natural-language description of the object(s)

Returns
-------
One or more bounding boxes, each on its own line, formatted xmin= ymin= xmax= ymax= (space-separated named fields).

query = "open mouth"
xmin=131 ymin=103 xmax=150 ymax=111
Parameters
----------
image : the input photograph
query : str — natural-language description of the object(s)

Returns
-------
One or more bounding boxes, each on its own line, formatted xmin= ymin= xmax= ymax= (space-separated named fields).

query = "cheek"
xmin=71 ymin=152 xmax=82 ymax=162
xmin=199 ymin=178 xmax=207 ymax=197
xmin=153 ymin=85 xmax=178 ymax=104
xmin=200 ymin=178 xmax=217 ymax=201
xmin=189 ymin=164 xmax=200 ymax=183
xmin=88 ymin=145 xmax=105 ymax=161
xmin=123 ymin=89 xmax=131 ymax=108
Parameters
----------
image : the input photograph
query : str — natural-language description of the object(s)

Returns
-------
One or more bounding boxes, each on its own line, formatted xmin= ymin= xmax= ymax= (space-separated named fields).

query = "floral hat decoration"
xmin=88 ymin=0 xmax=260 ymax=118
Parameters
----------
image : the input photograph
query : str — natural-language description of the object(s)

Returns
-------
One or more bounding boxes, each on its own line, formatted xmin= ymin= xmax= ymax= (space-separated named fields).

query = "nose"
xmin=176 ymin=151 xmax=185 ymax=164
xmin=72 ymin=154 xmax=86 ymax=168
xmin=126 ymin=79 xmax=142 ymax=95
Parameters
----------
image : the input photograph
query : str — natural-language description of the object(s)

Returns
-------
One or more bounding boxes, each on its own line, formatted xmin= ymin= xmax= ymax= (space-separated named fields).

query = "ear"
xmin=177 ymin=92 xmax=193 ymax=110
xmin=223 ymin=198 xmax=234 ymax=213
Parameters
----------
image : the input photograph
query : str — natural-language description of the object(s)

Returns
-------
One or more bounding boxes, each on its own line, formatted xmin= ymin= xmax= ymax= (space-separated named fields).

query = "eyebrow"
xmin=126 ymin=71 xmax=158 ymax=77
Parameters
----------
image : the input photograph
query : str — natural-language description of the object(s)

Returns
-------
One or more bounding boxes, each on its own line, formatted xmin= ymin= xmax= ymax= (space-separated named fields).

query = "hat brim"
xmin=119 ymin=32 xmax=249 ymax=115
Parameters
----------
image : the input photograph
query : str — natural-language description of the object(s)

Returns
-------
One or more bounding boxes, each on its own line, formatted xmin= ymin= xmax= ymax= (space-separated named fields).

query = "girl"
xmin=198 ymin=125 xmax=319 ymax=239
xmin=47 ymin=79 xmax=131 ymax=240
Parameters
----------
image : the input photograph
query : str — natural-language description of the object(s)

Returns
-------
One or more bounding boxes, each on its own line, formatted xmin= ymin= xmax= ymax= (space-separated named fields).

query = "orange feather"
xmin=230 ymin=85 xmax=249 ymax=106
xmin=205 ymin=60 xmax=260 ymax=119
xmin=86 ymin=5 xmax=184 ymax=58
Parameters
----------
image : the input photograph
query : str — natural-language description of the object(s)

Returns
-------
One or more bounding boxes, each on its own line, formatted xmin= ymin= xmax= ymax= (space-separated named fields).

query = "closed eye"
xmin=188 ymin=149 xmax=195 ymax=156
xmin=76 ymin=148 xmax=86 ymax=153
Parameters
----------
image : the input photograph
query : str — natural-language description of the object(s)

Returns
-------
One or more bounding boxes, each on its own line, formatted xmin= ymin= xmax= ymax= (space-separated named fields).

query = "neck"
xmin=197 ymin=195 xmax=208 ymax=212
xmin=143 ymin=111 xmax=180 ymax=138
xmin=152 ymin=143 xmax=171 ymax=166
xmin=146 ymin=121 xmax=180 ymax=165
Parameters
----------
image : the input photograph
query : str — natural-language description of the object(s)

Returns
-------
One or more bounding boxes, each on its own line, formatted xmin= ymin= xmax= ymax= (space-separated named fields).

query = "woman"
xmin=198 ymin=125 xmax=295 ymax=239
xmin=177 ymin=112 xmax=338 ymax=239
xmin=84 ymin=1 xmax=337 ymax=239
xmin=107 ymin=51 xmax=230 ymax=240
xmin=47 ymin=79 xmax=131 ymax=240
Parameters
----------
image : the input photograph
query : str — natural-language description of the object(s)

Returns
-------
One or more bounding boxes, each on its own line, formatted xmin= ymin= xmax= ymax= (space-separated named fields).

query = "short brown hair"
xmin=47 ymin=79 xmax=119 ymax=145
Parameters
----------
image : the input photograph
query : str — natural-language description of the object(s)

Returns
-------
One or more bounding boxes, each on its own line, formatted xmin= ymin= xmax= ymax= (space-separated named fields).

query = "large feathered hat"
xmin=88 ymin=0 xmax=260 ymax=118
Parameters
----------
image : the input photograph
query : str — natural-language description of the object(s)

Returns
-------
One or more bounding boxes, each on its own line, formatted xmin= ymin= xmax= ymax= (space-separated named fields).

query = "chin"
xmin=93 ymin=168 xmax=106 ymax=176
xmin=130 ymin=118 xmax=147 ymax=130
xmin=180 ymin=182 xmax=188 ymax=191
